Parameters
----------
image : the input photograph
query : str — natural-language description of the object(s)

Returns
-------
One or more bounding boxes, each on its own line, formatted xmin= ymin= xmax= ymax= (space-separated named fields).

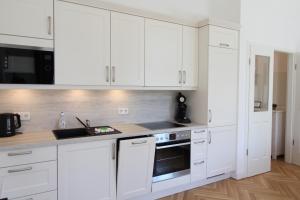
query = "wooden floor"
xmin=160 ymin=160 xmax=300 ymax=200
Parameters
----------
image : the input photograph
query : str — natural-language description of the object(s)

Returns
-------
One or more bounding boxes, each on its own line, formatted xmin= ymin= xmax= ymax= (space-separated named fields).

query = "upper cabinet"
xmin=145 ymin=19 xmax=183 ymax=87
xmin=111 ymin=12 xmax=145 ymax=86
xmin=0 ymin=0 xmax=53 ymax=40
xmin=183 ymin=26 xmax=199 ymax=87
xmin=55 ymin=1 xmax=110 ymax=86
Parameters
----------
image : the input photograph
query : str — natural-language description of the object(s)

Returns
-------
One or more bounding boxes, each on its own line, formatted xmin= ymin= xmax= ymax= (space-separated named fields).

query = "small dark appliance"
xmin=175 ymin=92 xmax=191 ymax=124
xmin=0 ymin=113 xmax=21 ymax=137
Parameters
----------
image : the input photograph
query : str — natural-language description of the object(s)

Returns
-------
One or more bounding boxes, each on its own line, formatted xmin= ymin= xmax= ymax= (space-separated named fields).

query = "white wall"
xmin=236 ymin=0 xmax=300 ymax=179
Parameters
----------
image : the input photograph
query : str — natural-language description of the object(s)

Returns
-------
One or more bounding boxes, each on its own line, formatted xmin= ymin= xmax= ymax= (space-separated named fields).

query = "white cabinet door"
xmin=55 ymin=1 xmax=110 ymax=86
xmin=111 ymin=12 xmax=145 ymax=86
xmin=191 ymin=159 xmax=207 ymax=182
xmin=117 ymin=137 xmax=155 ymax=200
xmin=182 ymin=26 xmax=198 ymax=87
xmin=207 ymin=126 xmax=236 ymax=178
xmin=0 ymin=161 xmax=57 ymax=199
xmin=14 ymin=191 xmax=57 ymax=200
xmin=58 ymin=140 xmax=116 ymax=200
xmin=208 ymin=47 xmax=238 ymax=127
xmin=0 ymin=0 xmax=53 ymax=39
xmin=145 ymin=19 xmax=182 ymax=87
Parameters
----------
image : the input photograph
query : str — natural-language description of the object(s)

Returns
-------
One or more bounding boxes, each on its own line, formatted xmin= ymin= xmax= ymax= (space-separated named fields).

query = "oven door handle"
xmin=156 ymin=142 xmax=191 ymax=149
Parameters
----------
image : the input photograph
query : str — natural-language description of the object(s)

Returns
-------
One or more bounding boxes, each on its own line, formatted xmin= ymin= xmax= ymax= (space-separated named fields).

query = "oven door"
xmin=153 ymin=140 xmax=190 ymax=183
xmin=0 ymin=46 xmax=54 ymax=84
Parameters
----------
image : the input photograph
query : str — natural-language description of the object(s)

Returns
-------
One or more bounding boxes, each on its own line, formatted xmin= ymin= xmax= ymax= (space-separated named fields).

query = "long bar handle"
xmin=106 ymin=66 xmax=110 ymax=82
xmin=8 ymin=151 xmax=32 ymax=157
xmin=112 ymin=143 xmax=116 ymax=160
xmin=48 ymin=16 xmax=52 ymax=35
xmin=208 ymin=109 xmax=212 ymax=123
xmin=183 ymin=70 xmax=186 ymax=84
xmin=156 ymin=142 xmax=190 ymax=150
xmin=8 ymin=166 xmax=32 ymax=173
xmin=208 ymin=131 xmax=212 ymax=144
xmin=112 ymin=66 xmax=116 ymax=82
xmin=132 ymin=140 xmax=147 ymax=145
xmin=179 ymin=71 xmax=182 ymax=84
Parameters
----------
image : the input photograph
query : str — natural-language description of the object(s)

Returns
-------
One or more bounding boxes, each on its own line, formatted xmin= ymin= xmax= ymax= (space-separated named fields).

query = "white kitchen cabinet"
xmin=58 ymin=140 xmax=116 ymax=200
xmin=0 ymin=161 xmax=57 ymax=199
xmin=145 ymin=19 xmax=183 ymax=87
xmin=207 ymin=126 xmax=237 ymax=178
xmin=182 ymin=26 xmax=198 ymax=87
xmin=55 ymin=1 xmax=110 ymax=86
xmin=191 ymin=159 xmax=207 ymax=182
xmin=209 ymin=26 xmax=239 ymax=49
xmin=117 ymin=137 xmax=155 ymax=200
xmin=0 ymin=0 xmax=53 ymax=40
xmin=111 ymin=12 xmax=145 ymax=86
xmin=190 ymin=25 xmax=239 ymax=127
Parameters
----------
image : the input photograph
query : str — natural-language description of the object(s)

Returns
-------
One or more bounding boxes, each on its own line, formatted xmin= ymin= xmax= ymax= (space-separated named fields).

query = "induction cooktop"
xmin=137 ymin=121 xmax=185 ymax=130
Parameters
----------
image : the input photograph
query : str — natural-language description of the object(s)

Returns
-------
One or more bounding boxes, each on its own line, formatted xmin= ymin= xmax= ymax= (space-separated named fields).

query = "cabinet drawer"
xmin=0 ymin=146 xmax=57 ymax=168
xmin=191 ymin=159 xmax=207 ymax=182
xmin=191 ymin=129 xmax=207 ymax=140
xmin=13 ymin=191 xmax=57 ymax=200
xmin=0 ymin=161 xmax=57 ymax=199
xmin=191 ymin=139 xmax=207 ymax=159
xmin=209 ymin=26 xmax=238 ymax=49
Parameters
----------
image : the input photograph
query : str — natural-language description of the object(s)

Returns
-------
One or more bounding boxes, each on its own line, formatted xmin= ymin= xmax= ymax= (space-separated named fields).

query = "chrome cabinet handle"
xmin=132 ymin=140 xmax=147 ymax=145
xmin=106 ymin=66 xmax=110 ymax=82
xmin=112 ymin=143 xmax=116 ymax=160
xmin=112 ymin=66 xmax=116 ymax=82
xmin=208 ymin=109 xmax=212 ymax=123
xmin=179 ymin=71 xmax=182 ymax=84
xmin=8 ymin=166 xmax=32 ymax=173
xmin=183 ymin=70 xmax=186 ymax=84
xmin=48 ymin=16 xmax=52 ymax=35
xmin=8 ymin=151 xmax=32 ymax=157
xmin=194 ymin=140 xmax=206 ymax=144
xmin=193 ymin=130 xmax=206 ymax=134
xmin=194 ymin=161 xmax=205 ymax=165
xmin=208 ymin=131 xmax=212 ymax=144
xmin=219 ymin=43 xmax=230 ymax=47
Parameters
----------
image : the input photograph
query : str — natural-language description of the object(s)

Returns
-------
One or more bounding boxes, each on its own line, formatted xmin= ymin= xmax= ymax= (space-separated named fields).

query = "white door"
xmin=0 ymin=161 xmax=57 ymax=199
xmin=248 ymin=45 xmax=274 ymax=177
xmin=208 ymin=47 xmax=238 ymax=127
xmin=55 ymin=1 xmax=110 ymax=85
xmin=292 ymin=54 xmax=300 ymax=165
xmin=117 ymin=137 xmax=155 ymax=200
xmin=111 ymin=12 xmax=145 ymax=86
xmin=0 ymin=0 xmax=53 ymax=39
xmin=207 ymin=126 xmax=237 ymax=178
xmin=58 ymin=140 xmax=116 ymax=200
xmin=182 ymin=26 xmax=198 ymax=87
xmin=145 ymin=19 xmax=182 ymax=87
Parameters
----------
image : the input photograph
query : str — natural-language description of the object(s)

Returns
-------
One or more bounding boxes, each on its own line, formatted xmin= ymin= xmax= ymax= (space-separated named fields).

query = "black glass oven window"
xmin=0 ymin=47 xmax=54 ymax=84
xmin=153 ymin=144 xmax=190 ymax=177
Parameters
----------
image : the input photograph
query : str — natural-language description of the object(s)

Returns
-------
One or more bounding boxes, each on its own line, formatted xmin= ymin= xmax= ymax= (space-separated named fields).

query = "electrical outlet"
xmin=16 ymin=112 xmax=31 ymax=121
xmin=118 ymin=108 xmax=129 ymax=115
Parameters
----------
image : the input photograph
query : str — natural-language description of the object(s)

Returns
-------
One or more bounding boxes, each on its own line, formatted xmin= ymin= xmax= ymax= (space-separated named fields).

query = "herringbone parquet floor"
xmin=160 ymin=160 xmax=300 ymax=200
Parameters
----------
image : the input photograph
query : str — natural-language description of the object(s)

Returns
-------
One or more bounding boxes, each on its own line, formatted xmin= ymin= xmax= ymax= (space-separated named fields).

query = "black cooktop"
xmin=137 ymin=121 xmax=185 ymax=130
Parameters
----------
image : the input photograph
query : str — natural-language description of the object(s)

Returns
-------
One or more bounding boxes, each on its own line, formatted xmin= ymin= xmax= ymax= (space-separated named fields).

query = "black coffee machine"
xmin=0 ymin=113 xmax=21 ymax=137
xmin=175 ymin=93 xmax=191 ymax=124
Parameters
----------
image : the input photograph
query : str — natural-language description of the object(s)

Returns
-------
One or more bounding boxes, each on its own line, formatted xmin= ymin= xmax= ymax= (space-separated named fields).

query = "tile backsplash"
xmin=0 ymin=90 xmax=177 ymax=132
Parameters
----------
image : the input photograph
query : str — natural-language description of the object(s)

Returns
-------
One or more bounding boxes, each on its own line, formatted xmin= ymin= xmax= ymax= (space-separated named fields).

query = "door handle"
xmin=112 ymin=66 xmax=116 ymax=82
xmin=193 ymin=140 xmax=206 ymax=144
xmin=106 ymin=66 xmax=110 ymax=82
xmin=208 ymin=131 xmax=212 ymax=144
xmin=179 ymin=71 xmax=182 ymax=84
xmin=112 ymin=143 xmax=116 ymax=160
xmin=8 ymin=151 xmax=32 ymax=157
xmin=208 ymin=109 xmax=212 ymax=123
xmin=8 ymin=166 xmax=32 ymax=173
xmin=132 ymin=140 xmax=147 ymax=145
xmin=219 ymin=43 xmax=230 ymax=48
xmin=183 ymin=70 xmax=186 ymax=84
xmin=194 ymin=161 xmax=205 ymax=165
xmin=48 ymin=16 xmax=52 ymax=35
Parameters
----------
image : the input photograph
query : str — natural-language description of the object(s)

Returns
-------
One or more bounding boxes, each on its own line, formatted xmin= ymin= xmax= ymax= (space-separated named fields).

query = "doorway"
xmin=271 ymin=51 xmax=289 ymax=160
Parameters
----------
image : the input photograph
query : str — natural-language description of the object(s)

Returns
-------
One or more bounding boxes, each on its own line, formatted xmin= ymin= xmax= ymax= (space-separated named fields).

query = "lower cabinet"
xmin=207 ymin=126 xmax=237 ymax=178
xmin=58 ymin=140 xmax=117 ymax=200
xmin=117 ymin=137 xmax=155 ymax=200
xmin=191 ymin=159 xmax=207 ymax=182
xmin=0 ymin=161 xmax=57 ymax=199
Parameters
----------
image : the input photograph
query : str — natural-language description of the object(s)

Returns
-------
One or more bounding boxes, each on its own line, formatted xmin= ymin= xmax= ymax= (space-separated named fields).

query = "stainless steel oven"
xmin=0 ymin=45 xmax=54 ymax=84
xmin=153 ymin=130 xmax=191 ymax=183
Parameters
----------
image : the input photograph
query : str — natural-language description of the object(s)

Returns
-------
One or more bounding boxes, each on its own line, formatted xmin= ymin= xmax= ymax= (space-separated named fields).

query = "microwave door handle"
xmin=156 ymin=142 xmax=191 ymax=149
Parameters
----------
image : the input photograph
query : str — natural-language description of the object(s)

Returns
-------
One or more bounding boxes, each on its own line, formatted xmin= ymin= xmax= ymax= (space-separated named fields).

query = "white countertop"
xmin=0 ymin=122 xmax=206 ymax=151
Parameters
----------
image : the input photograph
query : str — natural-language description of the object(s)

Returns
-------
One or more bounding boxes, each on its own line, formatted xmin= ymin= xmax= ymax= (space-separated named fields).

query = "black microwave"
xmin=0 ymin=45 xmax=54 ymax=84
